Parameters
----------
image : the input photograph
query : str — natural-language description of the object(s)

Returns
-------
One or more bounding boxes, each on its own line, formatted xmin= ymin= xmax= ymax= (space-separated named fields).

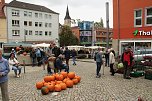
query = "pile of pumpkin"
xmin=36 ymin=71 xmax=81 ymax=95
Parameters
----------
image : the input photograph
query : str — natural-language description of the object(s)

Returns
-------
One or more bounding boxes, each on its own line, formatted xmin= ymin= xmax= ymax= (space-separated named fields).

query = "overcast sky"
xmin=6 ymin=0 xmax=113 ymax=28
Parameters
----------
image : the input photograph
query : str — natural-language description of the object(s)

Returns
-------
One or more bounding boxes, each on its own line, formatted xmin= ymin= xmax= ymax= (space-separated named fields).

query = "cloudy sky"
xmin=6 ymin=0 xmax=113 ymax=28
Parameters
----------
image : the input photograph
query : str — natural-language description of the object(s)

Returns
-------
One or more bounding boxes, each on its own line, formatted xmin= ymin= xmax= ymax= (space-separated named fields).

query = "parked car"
xmin=134 ymin=49 xmax=152 ymax=61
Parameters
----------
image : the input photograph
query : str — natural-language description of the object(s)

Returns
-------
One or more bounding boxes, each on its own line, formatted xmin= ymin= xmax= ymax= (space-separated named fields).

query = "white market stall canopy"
xmin=85 ymin=46 xmax=105 ymax=50
xmin=67 ymin=46 xmax=85 ymax=51
xmin=32 ymin=43 xmax=50 ymax=48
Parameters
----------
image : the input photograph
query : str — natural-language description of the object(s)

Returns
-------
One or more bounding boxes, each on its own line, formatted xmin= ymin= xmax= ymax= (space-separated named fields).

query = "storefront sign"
xmin=133 ymin=30 xmax=152 ymax=36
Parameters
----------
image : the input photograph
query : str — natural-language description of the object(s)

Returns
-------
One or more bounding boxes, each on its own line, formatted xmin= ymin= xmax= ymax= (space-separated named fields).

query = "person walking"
xmin=35 ymin=48 xmax=42 ymax=66
xmin=94 ymin=48 xmax=103 ymax=78
xmin=0 ymin=48 xmax=10 ymax=101
xmin=121 ymin=47 xmax=133 ymax=79
xmin=109 ymin=49 xmax=116 ymax=76
xmin=104 ymin=49 xmax=109 ymax=67
xmin=71 ymin=49 xmax=77 ymax=65
xmin=30 ymin=48 xmax=36 ymax=67
xmin=63 ymin=47 xmax=71 ymax=69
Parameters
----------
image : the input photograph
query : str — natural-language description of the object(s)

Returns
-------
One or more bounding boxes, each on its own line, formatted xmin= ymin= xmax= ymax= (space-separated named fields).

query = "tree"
xmin=59 ymin=25 xmax=79 ymax=46
xmin=94 ymin=17 xmax=104 ymax=28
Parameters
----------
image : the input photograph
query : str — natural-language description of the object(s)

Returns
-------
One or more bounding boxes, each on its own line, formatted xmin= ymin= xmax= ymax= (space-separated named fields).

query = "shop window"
xmin=145 ymin=7 xmax=152 ymax=26
xmin=12 ymin=30 xmax=20 ymax=36
xmin=134 ymin=9 xmax=142 ymax=27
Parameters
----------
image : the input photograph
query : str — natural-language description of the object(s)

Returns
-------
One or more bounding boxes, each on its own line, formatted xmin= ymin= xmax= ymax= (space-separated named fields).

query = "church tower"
xmin=64 ymin=5 xmax=71 ymax=27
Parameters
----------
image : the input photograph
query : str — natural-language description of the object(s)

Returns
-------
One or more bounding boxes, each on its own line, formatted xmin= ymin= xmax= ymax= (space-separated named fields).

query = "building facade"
xmin=0 ymin=0 xmax=7 ymax=46
xmin=3 ymin=0 xmax=59 ymax=44
xmin=113 ymin=0 xmax=152 ymax=54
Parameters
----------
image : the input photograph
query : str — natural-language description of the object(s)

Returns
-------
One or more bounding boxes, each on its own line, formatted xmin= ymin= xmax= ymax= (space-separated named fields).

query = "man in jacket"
xmin=0 ymin=48 xmax=10 ymax=101
xmin=95 ymin=48 xmax=103 ymax=78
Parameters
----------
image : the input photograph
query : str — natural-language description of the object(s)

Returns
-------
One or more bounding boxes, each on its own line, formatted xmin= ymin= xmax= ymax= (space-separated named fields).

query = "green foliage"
xmin=94 ymin=17 xmax=104 ymax=28
xmin=59 ymin=25 xmax=79 ymax=46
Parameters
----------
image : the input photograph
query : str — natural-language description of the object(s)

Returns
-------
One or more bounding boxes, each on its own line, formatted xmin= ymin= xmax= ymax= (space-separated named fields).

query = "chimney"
xmin=0 ymin=0 xmax=5 ymax=4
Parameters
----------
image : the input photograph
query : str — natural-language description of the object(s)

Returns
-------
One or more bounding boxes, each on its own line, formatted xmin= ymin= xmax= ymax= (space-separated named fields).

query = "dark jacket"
xmin=52 ymin=47 xmax=61 ymax=58
xmin=64 ymin=49 xmax=71 ymax=59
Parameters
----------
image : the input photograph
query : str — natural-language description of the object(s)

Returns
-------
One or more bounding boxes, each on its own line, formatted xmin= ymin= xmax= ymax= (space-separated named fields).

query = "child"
xmin=47 ymin=57 xmax=56 ymax=74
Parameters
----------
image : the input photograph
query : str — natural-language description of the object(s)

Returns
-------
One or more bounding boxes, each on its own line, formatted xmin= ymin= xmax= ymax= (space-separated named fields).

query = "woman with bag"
xmin=9 ymin=53 xmax=22 ymax=78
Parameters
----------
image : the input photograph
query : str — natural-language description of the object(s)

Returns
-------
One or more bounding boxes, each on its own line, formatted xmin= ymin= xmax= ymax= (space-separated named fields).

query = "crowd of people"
xmin=94 ymin=46 xmax=134 ymax=79
xmin=0 ymin=42 xmax=135 ymax=101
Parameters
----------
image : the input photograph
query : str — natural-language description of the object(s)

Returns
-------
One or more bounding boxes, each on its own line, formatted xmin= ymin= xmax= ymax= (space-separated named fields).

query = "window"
xmin=12 ymin=30 xmax=20 ymax=36
xmin=39 ymin=13 xmax=42 ymax=18
xmin=29 ymin=12 xmax=32 ymax=17
xmin=12 ymin=9 xmax=19 ymax=16
xmin=145 ymin=7 xmax=152 ymax=26
xmin=24 ymin=21 xmax=27 ymax=26
xmin=24 ymin=30 xmax=28 ymax=35
xmin=45 ymin=14 xmax=48 ymax=19
xmin=49 ymin=23 xmax=52 ymax=27
xmin=35 ymin=22 xmax=38 ymax=27
xmin=35 ymin=13 xmax=38 ymax=18
xmin=35 ymin=31 xmax=38 ymax=35
xmin=49 ymin=15 xmax=51 ymax=19
xmin=45 ymin=31 xmax=48 ymax=36
xmin=134 ymin=9 xmax=142 ymax=27
xmin=45 ymin=23 xmax=48 ymax=27
xmin=39 ymin=31 xmax=42 ymax=36
xmin=29 ymin=21 xmax=32 ymax=26
xmin=24 ymin=11 xmax=27 ymax=16
xmin=49 ymin=31 xmax=51 ymax=36
xmin=39 ymin=22 xmax=42 ymax=27
xmin=12 ymin=20 xmax=20 ymax=26
xmin=29 ymin=30 xmax=32 ymax=35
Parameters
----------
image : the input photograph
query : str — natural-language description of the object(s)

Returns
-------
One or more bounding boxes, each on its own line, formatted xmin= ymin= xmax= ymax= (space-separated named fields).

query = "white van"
xmin=134 ymin=49 xmax=152 ymax=61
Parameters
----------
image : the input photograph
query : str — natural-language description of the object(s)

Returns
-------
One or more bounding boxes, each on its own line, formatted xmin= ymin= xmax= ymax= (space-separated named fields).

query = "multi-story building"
xmin=71 ymin=26 xmax=80 ymax=40
xmin=0 ymin=0 xmax=7 ymax=46
xmin=2 ymin=0 xmax=59 ymax=44
xmin=113 ymin=0 xmax=152 ymax=54
xmin=95 ymin=28 xmax=113 ymax=47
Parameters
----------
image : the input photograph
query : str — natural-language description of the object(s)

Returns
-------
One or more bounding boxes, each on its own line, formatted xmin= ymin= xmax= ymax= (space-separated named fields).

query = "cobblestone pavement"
xmin=0 ymin=59 xmax=152 ymax=101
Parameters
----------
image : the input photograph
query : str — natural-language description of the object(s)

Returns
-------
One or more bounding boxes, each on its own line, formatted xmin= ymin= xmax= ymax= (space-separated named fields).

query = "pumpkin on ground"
xmin=68 ymin=72 xmax=75 ymax=79
xmin=41 ymin=86 xmax=49 ymax=95
xmin=46 ymin=84 xmax=54 ymax=92
xmin=60 ymin=83 xmax=67 ymax=90
xmin=44 ymin=76 xmax=52 ymax=82
xmin=72 ymin=78 xmax=78 ymax=85
xmin=54 ymin=84 xmax=62 ymax=92
xmin=49 ymin=75 xmax=55 ymax=81
xmin=66 ymin=80 xmax=74 ymax=88
xmin=61 ymin=71 xmax=68 ymax=78
xmin=36 ymin=82 xmax=44 ymax=89
xmin=74 ymin=76 xmax=81 ymax=83
xmin=56 ymin=74 xmax=64 ymax=81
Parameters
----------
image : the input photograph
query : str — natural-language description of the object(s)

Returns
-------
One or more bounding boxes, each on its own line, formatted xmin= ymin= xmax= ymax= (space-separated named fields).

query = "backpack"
xmin=94 ymin=52 xmax=98 ymax=61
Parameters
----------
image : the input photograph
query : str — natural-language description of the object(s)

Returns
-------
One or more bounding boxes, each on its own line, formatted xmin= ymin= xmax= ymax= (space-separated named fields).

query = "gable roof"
xmin=6 ymin=0 xmax=59 ymax=14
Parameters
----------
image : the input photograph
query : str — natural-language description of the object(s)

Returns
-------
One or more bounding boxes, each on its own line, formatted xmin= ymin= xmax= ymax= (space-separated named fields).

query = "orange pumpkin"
xmin=74 ymin=76 xmax=81 ymax=83
xmin=72 ymin=79 xmax=78 ymax=85
xmin=56 ymin=74 xmax=64 ymax=81
xmin=36 ymin=82 xmax=44 ymax=89
xmin=61 ymin=71 xmax=68 ymax=78
xmin=60 ymin=83 xmax=67 ymax=90
xmin=66 ymin=80 xmax=74 ymax=88
xmin=56 ymin=81 xmax=62 ymax=84
xmin=44 ymin=76 xmax=52 ymax=82
xmin=46 ymin=84 xmax=54 ymax=92
xmin=68 ymin=72 xmax=75 ymax=79
xmin=49 ymin=75 xmax=55 ymax=81
xmin=41 ymin=86 xmax=49 ymax=95
xmin=54 ymin=84 xmax=62 ymax=92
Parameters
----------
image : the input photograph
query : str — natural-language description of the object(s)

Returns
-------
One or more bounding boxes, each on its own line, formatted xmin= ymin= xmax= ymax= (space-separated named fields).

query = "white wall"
xmin=5 ymin=6 xmax=59 ymax=43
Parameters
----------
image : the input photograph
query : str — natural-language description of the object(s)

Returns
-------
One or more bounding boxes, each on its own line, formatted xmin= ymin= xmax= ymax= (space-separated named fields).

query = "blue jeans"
xmin=96 ymin=62 xmax=102 ymax=76
xmin=72 ymin=57 xmax=76 ymax=65
xmin=12 ymin=66 xmax=22 ymax=75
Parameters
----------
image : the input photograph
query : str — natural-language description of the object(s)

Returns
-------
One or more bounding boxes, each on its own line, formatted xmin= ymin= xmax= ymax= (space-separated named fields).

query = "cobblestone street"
xmin=0 ymin=59 xmax=152 ymax=101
